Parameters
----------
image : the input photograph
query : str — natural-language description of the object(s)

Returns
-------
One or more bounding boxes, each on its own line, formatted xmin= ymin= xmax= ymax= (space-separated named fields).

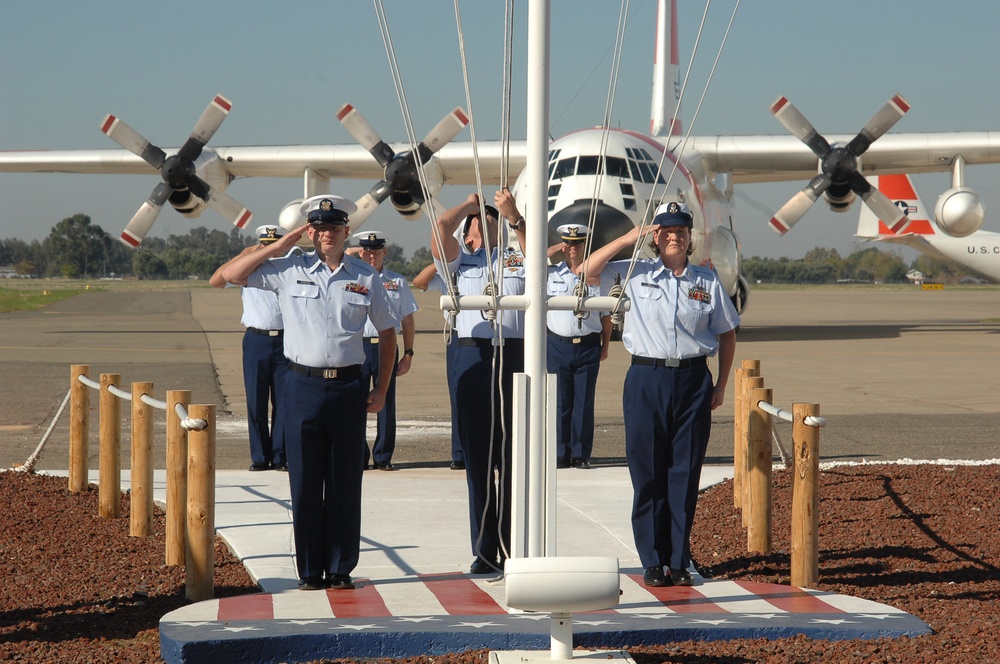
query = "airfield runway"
xmin=3 ymin=283 xmax=999 ymax=471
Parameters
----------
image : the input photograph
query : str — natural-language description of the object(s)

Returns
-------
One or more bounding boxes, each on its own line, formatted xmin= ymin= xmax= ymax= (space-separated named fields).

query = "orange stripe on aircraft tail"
xmin=878 ymin=174 xmax=916 ymax=200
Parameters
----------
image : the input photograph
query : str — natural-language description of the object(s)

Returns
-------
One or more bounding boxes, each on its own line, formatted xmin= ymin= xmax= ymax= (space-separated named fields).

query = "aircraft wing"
xmin=0 ymin=141 xmax=526 ymax=185
xmin=684 ymin=132 xmax=1000 ymax=184
xmin=859 ymin=232 xmax=950 ymax=261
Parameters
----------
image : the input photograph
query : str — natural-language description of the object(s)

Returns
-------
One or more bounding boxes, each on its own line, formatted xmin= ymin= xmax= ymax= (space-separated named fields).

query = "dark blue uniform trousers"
xmin=622 ymin=361 xmax=713 ymax=571
xmin=284 ymin=370 xmax=367 ymax=581
xmin=361 ymin=338 xmax=398 ymax=466
xmin=546 ymin=333 xmax=601 ymax=461
xmin=453 ymin=338 xmax=524 ymax=563
xmin=445 ymin=331 xmax=463 ymax=463
xmin=242 ymin=330 xmax=288 ymax=466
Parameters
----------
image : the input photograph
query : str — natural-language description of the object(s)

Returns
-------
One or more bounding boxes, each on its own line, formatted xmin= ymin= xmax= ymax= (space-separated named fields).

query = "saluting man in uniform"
xmin=210 ymin=224 xmax=290 ymax=472
xmin=431 ymin=188 xmax=527 ymax=575
xmin=352 ymin=230 xmax=419 ymax=471
xmin=580 ymin=202 xmax=739 ymax=588
xmin=222 ymin=195 xmax=397 ymax=591
xmin=546 ymin=224 xmax=612 ymax=469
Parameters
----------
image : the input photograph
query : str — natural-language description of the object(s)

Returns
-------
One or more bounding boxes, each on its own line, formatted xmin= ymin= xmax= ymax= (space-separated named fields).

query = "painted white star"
xmin=282 ymin=619 xmax=324 ymax=625
xmin=509 ymin=614 xmax=550 ymax=621
xmin=627 ymin=613 xmax=679 ymax=620
xmin=396 ymin=617 xmax=441 ymax=623
xmin=333 ymin=623 xmax=382 ymax=631
xmin=172 ymin=621 xmax=214 ymax=627
xmin=574 ymin=619 xmax=620 ymax=626
xmin=740 ymin=613 xmax=786 ymax=620
xmin=810 ymin=618 xmax=859 ymax=625
xmin=855 ymin=614 xmax=901 ymax=620
xmin=455 ymin=621 xmax=500 ymax=628
xmin=687 ymin=618 xmax=737 ymax=625
xmin=214 ymin=625 xmax=265 ymax=633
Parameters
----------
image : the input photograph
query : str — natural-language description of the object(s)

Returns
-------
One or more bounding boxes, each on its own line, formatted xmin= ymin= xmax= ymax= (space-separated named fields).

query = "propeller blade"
xmin=337 ymin=103 xmax=395 ymax=167
xmin=120 ymin=182 xmax=172 ymax=247
xmin=206 ymin=190 xmax=253 ymax=229
xmin=416 ymin=107 xmax=469 ymax=161
xmin=849 ymin=171 xmax=909 ymax=232
xmin=770 ymin=96 xmax=830 ymax=158
xmin=768 ymin=174 xmax=830 ymax=235
xmin=350 ymin=181 xmax=393 ymax=228
xmin=846 ymin=94 xmax=910 ymax=157
xmin=177 ymin=94 xmax=233 ymax=162
xmin=100 ymin=114 xmax=167 ymax=169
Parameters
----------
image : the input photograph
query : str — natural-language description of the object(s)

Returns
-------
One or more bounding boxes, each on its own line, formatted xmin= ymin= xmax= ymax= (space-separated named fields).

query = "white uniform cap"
xmin=300 ymin=195 xmax=358 ymax=224
xmin=255 ymin=224 xmax=287 ymax=244
xmin=354 ymin=230 xmax=388 ymax=248
xmin=556 ymin=223 xmax=590 ymax=241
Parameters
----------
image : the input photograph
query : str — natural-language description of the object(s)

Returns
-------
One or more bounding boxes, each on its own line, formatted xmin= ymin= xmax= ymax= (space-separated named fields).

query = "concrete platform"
xmin=144 ymin=465 xmax=930 ymax=663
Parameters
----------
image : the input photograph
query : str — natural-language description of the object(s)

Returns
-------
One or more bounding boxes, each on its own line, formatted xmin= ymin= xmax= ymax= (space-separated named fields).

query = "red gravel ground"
xmin=1 ymin=462 xmax=998 ymax=663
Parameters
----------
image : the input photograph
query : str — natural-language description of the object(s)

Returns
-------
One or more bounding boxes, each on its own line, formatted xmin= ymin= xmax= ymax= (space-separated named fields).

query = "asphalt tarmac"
xmin=3 ymin=282 xmax=999 ymax=472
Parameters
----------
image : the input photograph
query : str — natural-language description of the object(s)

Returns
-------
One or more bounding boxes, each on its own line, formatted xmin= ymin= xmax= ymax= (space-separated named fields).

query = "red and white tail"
xmin=856 ymin=174 xmax=936 ymax=237
xmin=649 ymin=0 xmax=682 ymax=136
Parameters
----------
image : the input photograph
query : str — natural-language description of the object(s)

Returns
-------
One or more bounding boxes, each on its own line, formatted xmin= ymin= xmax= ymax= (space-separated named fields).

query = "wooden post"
xmin=741 ymin=375 xmax=764 ymax=528
xmin=791 ymin=402 xmax=820 ymax=588
xmin=747 ymin=387 xmax=773 ymax=554
xmin=165 ymin=390 xmax=191 ymax=566
xmin=733 ymin=360 xmax=759 ymax=510
xmin=130 ymin=382 xmax=155 ymax=537
xmin=98 ymin=373 xmax=122 ymax=519
xmin=68 ymin=364 xmax=90 ymax=493
xmin=186 ymin=404 xmax=216 ymax=602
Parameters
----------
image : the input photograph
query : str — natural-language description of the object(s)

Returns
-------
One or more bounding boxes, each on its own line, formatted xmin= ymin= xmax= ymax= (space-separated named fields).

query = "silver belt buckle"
xmin=572 ymin=337 xmax=581 ymax=344
xmin=665 ymin=358 xmax=680 ymax=368
xmin=322 ymin=368 xmax=338 ymax=379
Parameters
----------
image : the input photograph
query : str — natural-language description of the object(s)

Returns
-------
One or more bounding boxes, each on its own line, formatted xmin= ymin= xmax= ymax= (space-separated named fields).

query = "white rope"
xmin=107 ymin=384 xmax=131 ymax=401
xmin=174 ymin=402 xmax=208 ymax=432
xmin=15 ymin=388 xmax=71 ymax=473
xmin=78 ymin=375 xmax=100 ymax=390
xmin=757 ymin=400 xmax=827 ymax=428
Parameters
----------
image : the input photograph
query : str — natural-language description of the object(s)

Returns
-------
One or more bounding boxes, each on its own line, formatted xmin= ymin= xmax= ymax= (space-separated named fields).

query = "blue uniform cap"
xmin=300 ymin=195 xmax=357 ymax=225
xmin=652 ymin=201 xmax=693 ymax=228
xmin=354 ymin=230 xmax=388 ymax=249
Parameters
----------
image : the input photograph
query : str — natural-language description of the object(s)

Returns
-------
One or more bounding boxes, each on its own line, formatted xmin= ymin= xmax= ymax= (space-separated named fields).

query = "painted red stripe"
xmin=101 ymin=115 xmax=117 ymax=134
xmin=735 ymin=580 xmax=844 ymax=613
xmin=213 ymin=95 xmax=232 ymax=112
xmin=216 ymin=593 xmax=274 ymax=620
xmin=419 ymin=572 xmax=505 ymax=615
xmin=235 ymin=209 xmax=252 ymax=228
xmin=121 ymin=232 xmax=140 ymax=247
xmin=768 ymin=217 xmax=788 ymax=234
xmin=770 ymin=97 xmax=789 ymax=115
xmin=627 ymin=574 xmax=727 ymax=613
xmin=453 ymin=108 xmax=469 ymax=125
xmin=891 ymin=94 xmax=910 ymax=114
xmin=325 ymin=578 xmax=392 ymax=618
xmin=905 ymin=219 xmax=933 ymax=234
xmin=337 ymin=104 xmax=354 ymax=121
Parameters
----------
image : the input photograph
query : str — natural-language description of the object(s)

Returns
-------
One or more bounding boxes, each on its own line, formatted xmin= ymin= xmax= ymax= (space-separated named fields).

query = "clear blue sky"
xmin=2 ymin=0 xmax=998 ymax=261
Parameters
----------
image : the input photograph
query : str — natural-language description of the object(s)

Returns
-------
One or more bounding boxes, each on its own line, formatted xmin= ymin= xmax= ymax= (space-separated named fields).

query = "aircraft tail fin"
xmin=856 ymin=174 xmax=935 ymax=238
xmin=649 ymin=0 xmax=682 ymax=136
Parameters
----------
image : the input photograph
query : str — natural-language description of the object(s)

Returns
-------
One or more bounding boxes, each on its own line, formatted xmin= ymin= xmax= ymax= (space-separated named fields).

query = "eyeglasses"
xmin=564 ymin=239 xmax=586 ymax=246
xmin=311 ymin=223 xmax=346 ymax=233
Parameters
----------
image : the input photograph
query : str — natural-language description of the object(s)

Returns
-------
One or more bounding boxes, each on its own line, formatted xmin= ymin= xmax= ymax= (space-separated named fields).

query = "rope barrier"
xmin=15 ymin=388 xmax=71 ymax=473
xmin=757 ymin=400 xmax=827 ymax=428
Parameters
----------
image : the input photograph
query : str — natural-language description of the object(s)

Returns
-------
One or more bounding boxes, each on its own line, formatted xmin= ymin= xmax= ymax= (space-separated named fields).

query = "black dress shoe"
xmin=375 ymin=461 xmax=395 ymax=471
xmin=449 ymin=460 xmax=465 ymax=470
xmin=273 ymin=462 xmax=288 ymax=471
xmin=327 ymin=574 xmax=355 ymax=590
xmin=642 ymin=565 xmax=669 ymax=587
xmin=249 ymin=462 xmax=270 ymax=472
xmin=556 ymin=458 xmax=571 ymax=469
xmin=297 ymin=577 xmax=325 ymax=591
xmin=469 ymin=557 xmax=498 ymax=575
xmin=571 ymin=458 xmax=592 ymax=469
xmin=669 ymin=568 xmax=694 ymax=586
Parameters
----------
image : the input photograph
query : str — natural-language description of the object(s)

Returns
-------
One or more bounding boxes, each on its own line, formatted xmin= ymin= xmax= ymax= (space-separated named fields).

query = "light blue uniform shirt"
xmin=362 ymin=268 xmax=419 ymax=337
xmin=435 ymin=244 xmax=526 ymax=339
xmin=239 ymin=287 xmax=283 ymax=330
xmin=246 ymin=252 xmax=396 ymax=367
xmin=603 ymin=259 xmax=739 ymax=360
xmin=546 ymin=262 xmax=604 ymax=337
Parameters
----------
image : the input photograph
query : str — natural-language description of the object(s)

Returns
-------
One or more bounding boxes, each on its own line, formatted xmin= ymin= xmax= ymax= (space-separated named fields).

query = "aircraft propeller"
xmin=337 ymin=103 xmax=468 ymax=226
xmin=768 ymin=94 xmax=911 ymax=235
xmin=100 ymin=94 xmax=253 ymax=247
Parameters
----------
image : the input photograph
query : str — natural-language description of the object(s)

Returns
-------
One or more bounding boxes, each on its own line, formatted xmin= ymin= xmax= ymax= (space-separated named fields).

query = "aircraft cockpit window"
xmin=548 ymin=161 xmax=557 ymax=179
xmin=638 ymin=161 xmax=656 ymax=184
xmin=552 ymin=157 xmax=576 ymax=180
xmin=619 ymin=183 xmax=634 ymax=196
xmin=606 ymin=156 xmax=628 ymax=178
xmin=548 ymin=184 xmax=561 ymax=197
xmin=548 ymin=149 xmax=561 ymax=162
xmin=627 ymin=160 xmax=641 ymax=181
xmin=578 ymin=156 xmax=600 ymax=175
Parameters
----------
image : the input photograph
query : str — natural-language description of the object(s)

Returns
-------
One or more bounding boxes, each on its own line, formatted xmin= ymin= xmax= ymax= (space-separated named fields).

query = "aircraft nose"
xmin=548 ymin=200 xmax=636 ymax=261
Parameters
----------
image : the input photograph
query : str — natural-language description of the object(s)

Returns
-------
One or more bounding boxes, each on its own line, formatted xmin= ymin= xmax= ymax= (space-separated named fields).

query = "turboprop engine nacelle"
xmin=934 ymin=187 xmax=984 ymax=237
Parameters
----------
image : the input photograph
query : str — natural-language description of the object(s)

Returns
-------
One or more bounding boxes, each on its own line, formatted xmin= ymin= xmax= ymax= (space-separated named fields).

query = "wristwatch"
xmin=403 ymin=349 xmax=414 ymax=357
xmin=509 ymin=216 xmax=525 ymax=231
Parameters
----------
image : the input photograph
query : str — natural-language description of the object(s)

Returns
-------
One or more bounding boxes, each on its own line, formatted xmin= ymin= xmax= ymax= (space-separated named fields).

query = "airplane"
xmin=856 ymin=173 xmax=999 ymax=283
xmin=2 ymin=0 xmax=1000 ymax=315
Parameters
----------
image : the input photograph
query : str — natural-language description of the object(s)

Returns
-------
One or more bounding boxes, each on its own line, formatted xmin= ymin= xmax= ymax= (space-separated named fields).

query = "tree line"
xmin=0 ymin=213 xmax=974 ymax=284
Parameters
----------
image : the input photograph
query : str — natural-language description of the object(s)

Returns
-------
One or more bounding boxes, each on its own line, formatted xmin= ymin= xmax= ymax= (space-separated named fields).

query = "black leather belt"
xmin=547 ymin=331 xmax=600 ymax=345
xmin=457 ymin=337 xmax=524 ymax=348
xmin=289 ymin=362 xmax=362 ymax=380
xmin=631 ymin=355 xmax=706 ymax=368
xmin=247 ymin=327 xmax=283 ymax=337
